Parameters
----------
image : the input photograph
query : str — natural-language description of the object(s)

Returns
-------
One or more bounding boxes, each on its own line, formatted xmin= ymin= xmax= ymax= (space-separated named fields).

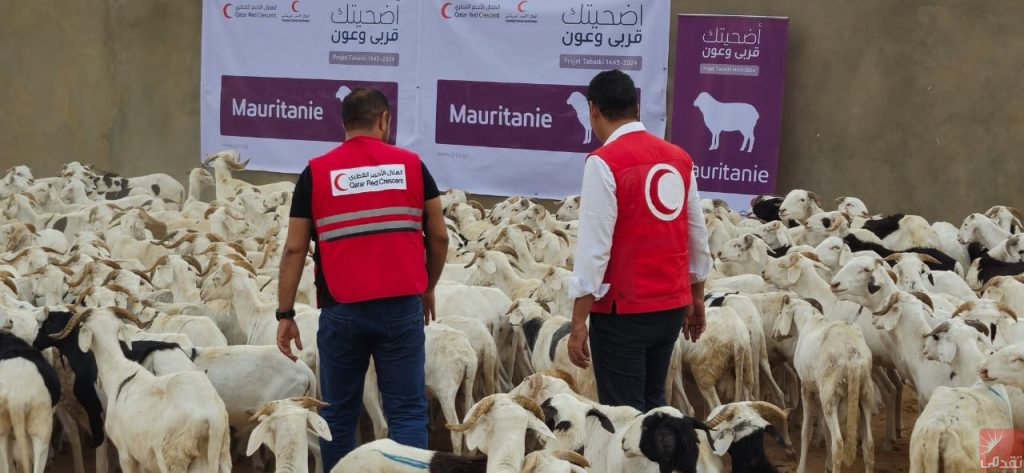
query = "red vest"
xmin=591 ymin=130 xmax=694 ymax=314
xmin=309 ymin=136 xmax=427 ymax=303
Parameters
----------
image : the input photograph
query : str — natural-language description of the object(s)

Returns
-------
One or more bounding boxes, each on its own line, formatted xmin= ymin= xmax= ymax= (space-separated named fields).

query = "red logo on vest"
xmin=645 ymin=163 xmax=685 ymax=221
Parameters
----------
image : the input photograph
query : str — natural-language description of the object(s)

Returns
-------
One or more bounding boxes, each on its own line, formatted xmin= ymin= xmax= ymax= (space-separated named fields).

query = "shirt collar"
xmin=604 ymin=121 xmax=647 ymax=145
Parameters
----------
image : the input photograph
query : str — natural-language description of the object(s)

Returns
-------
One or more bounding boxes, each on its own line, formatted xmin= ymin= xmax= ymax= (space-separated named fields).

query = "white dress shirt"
xmin=568 ymin=121 xmax=713 ymax=300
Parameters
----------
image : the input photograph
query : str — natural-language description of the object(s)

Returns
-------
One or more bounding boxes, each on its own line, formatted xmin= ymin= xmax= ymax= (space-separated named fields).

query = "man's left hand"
xmin=423 ymin=289 xmax=436 ymax=326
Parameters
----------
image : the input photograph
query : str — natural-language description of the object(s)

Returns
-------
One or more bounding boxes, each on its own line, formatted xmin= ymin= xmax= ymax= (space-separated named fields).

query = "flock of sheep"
xmin=2 ymin=152 xmax=1024 ymax=473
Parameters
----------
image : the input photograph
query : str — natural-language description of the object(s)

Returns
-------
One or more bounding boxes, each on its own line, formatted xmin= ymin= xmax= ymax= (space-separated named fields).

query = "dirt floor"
xmin=52 ymin=391 xmax=921 ymax=472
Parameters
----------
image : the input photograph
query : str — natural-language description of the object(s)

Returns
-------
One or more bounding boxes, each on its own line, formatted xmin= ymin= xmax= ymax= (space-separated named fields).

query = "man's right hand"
xmin=277 ymin=318 xmax=303 ymax=362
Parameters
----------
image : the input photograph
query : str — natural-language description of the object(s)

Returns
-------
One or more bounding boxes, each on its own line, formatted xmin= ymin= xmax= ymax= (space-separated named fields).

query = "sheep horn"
xmin=49 ymin=309 xmax=94 ymax=340
xmin=468 ymin=200 xmax=487 ymax=218
xmin=538 ymin=369 xmax=579 ymax=394
xmin=748 ymin=401 xmax=791 ymax=435
xmin=202 ymin=155 xmax=218 ymax=166
xmin=915 ymin=253 xmax=941 ymax=265
xmin=446 ymin=395 xmax=499 ymax=432
xmin=552 ymin=450 xmax=591 ymax=468
xmin=504 ymin=300 xmax=520 ymax=315
xmin=950 ymin=301 xmax=975 ymax=319
xmin=109 ymin=307 xmax=145 ymax=328
xmin=248 ymin=402 xmax=278 ymax=422
xmin=512 ymin=395 xmax=546 ymax=421
xmin=923 ymin=321 xmax=951 ymax=338
xmin=463 ymin=251 xmax=481 ymax=269
xmin=290 ymin=396 xmax=330 ymax=412
xmin=66 ymin=263 xmax=95 ymax=288
xmin=997 ymin=303 xmax=1019 ymax=321
xmin=705 ymin=404 xmax=739 ymax=428
xmin=883 ymin=254 xmax=903 ymax=262
xmin=143 ymin=255 xmax=171 ymax=276
xmin=961 ymin=319 xmax=991 ymax=337
xmin=0 ymin=277 xmax=17 ymax=294
xmin=221 ymin=263 xmax=234 ymax=285
xmin=872 ymin=293 xmax=901 ymax=316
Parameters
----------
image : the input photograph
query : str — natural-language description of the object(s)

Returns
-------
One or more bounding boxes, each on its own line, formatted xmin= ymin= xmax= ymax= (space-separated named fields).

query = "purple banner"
xmin=220 ymin=75 xmax=398 ymax=143
xmin=435 ymin=79 xmax=639 ymax=153
xmin=671 ymin=15 xmax=788 ymax=196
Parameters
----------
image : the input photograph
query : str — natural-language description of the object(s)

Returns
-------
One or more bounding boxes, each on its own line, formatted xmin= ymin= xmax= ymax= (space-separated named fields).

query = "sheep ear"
xmin=306 ymin=412 xmax=332 ymax=441
xmin=787 ymin=265 xmax=801 ymax=285
xmin=712 ymin=428 xmax=735 ymax=456
xmin=118 ymin=323 xmax=134 ymax=352
xmin=587 ymin=408 xmax=615 ymax=434
xmin=77 ymin=325 xmax=93 ymax=353
xmin=773 ymin=309 xmax=794 ymax=339
xmin=936 ymin=339 xmax=957 ymax=364
xmin=246 ymin=419 xmax=272 ymax=456
xmin=463 ymin=421 xmax=489 ymax=453
xmin=879 ymin=311 xmax=899 ymax=332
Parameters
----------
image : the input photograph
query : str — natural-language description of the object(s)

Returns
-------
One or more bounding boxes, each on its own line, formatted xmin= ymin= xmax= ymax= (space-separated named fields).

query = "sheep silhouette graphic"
xmin=693 ymin=92 xmax=759 ymax=153
xmin=335 ymin=85 xmax=352 ymax=102
xmin=566 ymin=91 xmax=592 ymax=144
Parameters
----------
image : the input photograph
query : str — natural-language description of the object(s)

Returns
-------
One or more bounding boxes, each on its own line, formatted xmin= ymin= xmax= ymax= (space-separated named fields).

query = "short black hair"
xmin=586 ymin=70 xmax=638 ymax=121
xmin=341 ymin=88 xmax=390 ymax=130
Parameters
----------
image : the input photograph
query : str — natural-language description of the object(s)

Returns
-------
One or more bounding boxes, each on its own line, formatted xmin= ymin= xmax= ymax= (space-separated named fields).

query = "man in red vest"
xmin=275 ymin=88 xmax=448 ymax=468
xmin=567 ymin=70 xmax=712 ymax=411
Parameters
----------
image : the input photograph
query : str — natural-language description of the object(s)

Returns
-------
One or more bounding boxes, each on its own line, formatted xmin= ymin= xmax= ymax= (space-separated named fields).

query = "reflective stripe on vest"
xmin=316 ymin=206 xmax=422 ymax=242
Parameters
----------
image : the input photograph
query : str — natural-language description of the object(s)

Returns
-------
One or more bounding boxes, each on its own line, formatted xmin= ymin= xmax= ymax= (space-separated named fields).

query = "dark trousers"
xmin=317 ymin=295 xmax=428 ymax=469
xmin=589 ymin=307 xmax=685 ymax=411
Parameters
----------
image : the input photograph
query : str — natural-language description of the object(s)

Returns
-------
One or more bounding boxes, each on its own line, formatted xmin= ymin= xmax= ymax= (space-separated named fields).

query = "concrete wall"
xmin=1 ymin=0 xmax=1021 ymax=221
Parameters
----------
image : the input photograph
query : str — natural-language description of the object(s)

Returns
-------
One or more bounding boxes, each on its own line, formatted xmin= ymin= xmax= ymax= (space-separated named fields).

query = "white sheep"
xmin=246 ymin=397 xmax=333 ymax=473
xmin=909 ymin=384 xmax=1013 ymax=473
xmin=331 ymin=394 xmax=554 ymax=473
xmin=693 ymin=92 xmax=758 ymax=152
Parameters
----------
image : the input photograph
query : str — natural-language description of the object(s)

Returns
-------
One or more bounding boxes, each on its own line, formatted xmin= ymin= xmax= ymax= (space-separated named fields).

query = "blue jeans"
xmin=317 ymin=295 xmax=428 ymax=469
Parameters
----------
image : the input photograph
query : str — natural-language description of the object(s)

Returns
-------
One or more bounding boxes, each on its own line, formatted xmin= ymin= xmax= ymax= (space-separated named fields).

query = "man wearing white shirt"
xmin=567 ymin=70 xmax=713 ymax=411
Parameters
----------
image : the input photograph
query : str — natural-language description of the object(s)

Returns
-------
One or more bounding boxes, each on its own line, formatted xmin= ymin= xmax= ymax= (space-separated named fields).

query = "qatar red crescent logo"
xmin=517 ymin=1 xmax=528 ymax=12
xmin=333 ymin=173 xmax=348 ymax=192
xmin=222 ymin=3 xmax=234 ymax=18
xmin=291 ymin=0 xmax=299 ymax=13
xmin=645 ymin=164 xmax=685 ymax=221
xmin=440 ymin=2 xmax=453 ymax=19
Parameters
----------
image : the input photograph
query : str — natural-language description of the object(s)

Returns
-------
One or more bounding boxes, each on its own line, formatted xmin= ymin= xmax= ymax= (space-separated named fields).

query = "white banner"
xmin=201 ymin=0 xmax=669 ymax=198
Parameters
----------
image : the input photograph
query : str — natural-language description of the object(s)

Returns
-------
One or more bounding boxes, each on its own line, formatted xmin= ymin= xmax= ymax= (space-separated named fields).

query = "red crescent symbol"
xmin=334 ymin=173 xmax=348 ymax=191
xmin=222 ymin=3 xmax=233 ymax=18
xmin=517 ymin=0 xmax=527 ymax=12
xmin=291 ymin=0 xmax=299 ymax=13
xmin=440 ymin=2 xmax=453 ymax=19
xmin=648 ymin=169 xmax=675 ymax=215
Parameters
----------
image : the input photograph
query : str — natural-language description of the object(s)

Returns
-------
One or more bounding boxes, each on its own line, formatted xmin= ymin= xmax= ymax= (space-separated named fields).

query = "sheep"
xmin=0 ymin=321 xmax=60 ymax=473
xmin=693 ymin=92 xmax=758 ymax=152
xmin=773 ymin=298 xmax=875 ymax=473
xmin=985 ymin=205 xmax=1024 ymax=234
xmin=949 ymin=299 xmax=1019 ymax=347
xmin=888 ymin=252 xmax=977 ymax=302
xmin=800 ymin=211 xmax=849 ymax=246
xmin=967 ymin=254 xmax=1024 ymax=290
xmin=566 ymin=92 xmax=592 ymax=144
xmin=465 ymin=250 xmax=543 ymax=301
xmin=923 ymin=319 xmax=993 ymax=383
xmin=959 ymin=212 xmax=1011 ymax=249
xmin=750 ymin=195 xmax=783 ymax=222
xmin=908 ymin=384 xmax=1014 ymax=473
xmin=703 ymin=401 xmax=794 ymax=473
xmin=835 ymin=196 xmax=869 ymax=221
xmin=200 ymin=262 xmax=319 ymax=371
xmin=246 ymin=397 xmax=333 ymax=473
xmin=979 ymin=342 xmax=1024 ymax=389
xmin=620 ymin=406 xmax=723 ymax=473
xmin=982 ymin=275 xmax=1024 ymax=314
xmin=50 ymin=308 xmax=231 ymax=472
xmin=437 ymin=315 xmax=502 ymax=397
xmin=425 ymin=324 xmax=479 ymax=454
xmin=331 ymin=394 xmax=554 ymax=473
xmin=986 ymin=234 xmax=1024 ymax=262
xmin=554 ymin=196 xmax=580 ymax=222
xmin=706 ymin=293 xmax=787 ymax=408
xmin=670 ymin=306 xmax=755 ymax=413
xmin=778 ymin=190 xmax=824 ymax=225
